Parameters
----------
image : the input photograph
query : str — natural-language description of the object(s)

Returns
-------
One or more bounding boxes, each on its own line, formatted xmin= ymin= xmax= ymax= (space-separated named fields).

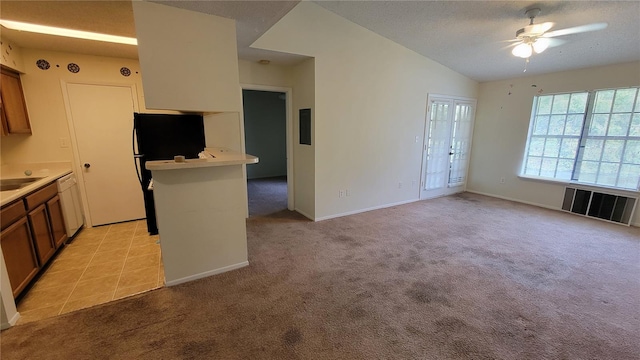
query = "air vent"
xmin=562 ymin=187 xmax=637 ymax=226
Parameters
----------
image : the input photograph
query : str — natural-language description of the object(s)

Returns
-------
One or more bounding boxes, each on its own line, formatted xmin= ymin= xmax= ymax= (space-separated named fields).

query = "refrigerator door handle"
xmin=133 ymin=122 xmax=144 ymax=186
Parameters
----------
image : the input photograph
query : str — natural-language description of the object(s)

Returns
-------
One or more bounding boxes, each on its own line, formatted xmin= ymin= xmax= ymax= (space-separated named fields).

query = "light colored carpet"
xmin=1 ymin=193 xmax=638 ymax=359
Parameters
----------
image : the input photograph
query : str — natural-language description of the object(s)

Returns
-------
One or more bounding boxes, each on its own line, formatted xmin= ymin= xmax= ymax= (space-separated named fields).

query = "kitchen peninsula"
xmin=146 ymin=147 xmax=258 ymax=285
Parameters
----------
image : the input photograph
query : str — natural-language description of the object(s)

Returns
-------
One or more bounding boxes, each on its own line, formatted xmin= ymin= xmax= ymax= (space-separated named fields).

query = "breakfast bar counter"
xmin=145 ymin=147 xmax=258 ymax=171
xmin=146 ymin=147 xmax=258 ymax=286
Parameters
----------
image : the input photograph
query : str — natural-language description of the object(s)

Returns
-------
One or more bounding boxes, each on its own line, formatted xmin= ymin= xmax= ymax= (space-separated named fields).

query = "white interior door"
xmin=66 ymin=83 xmax=145 ymax=226
xmin=420 ymin=95 xmax=476 ymax=199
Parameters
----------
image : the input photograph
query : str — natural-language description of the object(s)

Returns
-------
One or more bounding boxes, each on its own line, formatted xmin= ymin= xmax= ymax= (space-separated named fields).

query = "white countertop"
xmin=145 ymin=147 xmax=258 ymax=171
xmin=0 ymin=162 xmax=73 ymax=207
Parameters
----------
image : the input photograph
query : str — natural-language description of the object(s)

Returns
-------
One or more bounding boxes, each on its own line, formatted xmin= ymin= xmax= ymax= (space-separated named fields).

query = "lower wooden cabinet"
xmin=47 ymin=195 xmax=67 ymax=248
xmin=1 ymin=182 xmax=69 ymax=298
xmin=28 ymin=204 xmax=56 ymax=265
xmin=0 ymin=217 xmax=39 ymax=297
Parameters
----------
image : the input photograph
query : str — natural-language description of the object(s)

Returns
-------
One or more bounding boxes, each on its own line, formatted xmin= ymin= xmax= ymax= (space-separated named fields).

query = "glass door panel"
xmin=420 ymin=95 xmax=476 ymax=200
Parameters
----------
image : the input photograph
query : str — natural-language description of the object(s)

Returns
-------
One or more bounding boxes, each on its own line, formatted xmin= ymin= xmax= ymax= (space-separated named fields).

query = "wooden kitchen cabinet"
xmin=28 ymin=204 xmax=56 ymax=265
xmin=1 ymin=92 xmax=8 ymax=136
xmin=26 ymin=183 xmax=67 ymax=263
xmin=0 ymin=66 xmax=31 ymax=135
xmin=0 ymin=202 xmax=39 ymax=297
xmin=46 ymin=195 xmax=67 ymax=248
xmin=1 ymin=182 xmax=68 ymax=298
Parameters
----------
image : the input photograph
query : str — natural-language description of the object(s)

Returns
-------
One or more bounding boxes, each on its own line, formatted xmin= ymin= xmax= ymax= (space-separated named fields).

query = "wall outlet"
xmin=415 ymin=135 xmax=420 ymax=143
xmin=339 ymin=190 xmax=345 ymax=198
xmin=345 ymin=189 xmax=350 ymax=197
xmin=398 ymin=182 xmax=402 ymax=189
xmin=500 ymin=177 xmax=506 ymax=184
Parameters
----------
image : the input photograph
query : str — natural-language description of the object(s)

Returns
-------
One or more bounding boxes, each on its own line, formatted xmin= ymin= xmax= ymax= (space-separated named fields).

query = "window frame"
xmin=521 ymin=86 xmax=640 ymax=192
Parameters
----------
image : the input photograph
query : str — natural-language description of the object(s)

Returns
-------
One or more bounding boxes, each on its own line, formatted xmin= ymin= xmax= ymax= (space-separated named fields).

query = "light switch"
xmin=59 ymin=137 xmax=70 ymax=148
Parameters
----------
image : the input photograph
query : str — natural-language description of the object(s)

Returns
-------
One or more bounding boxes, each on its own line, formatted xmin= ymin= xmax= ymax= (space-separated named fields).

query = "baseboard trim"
xmin=1 ymin=311 xmax=20 ymax=330
xmin=165 ymin=261 xmax=249 ymax=287
xmin=294 ymin=208 xmax=315 ymax=221
xmin=315 ymin=198 xmax=419 ymax=222
xmin=465 ymin=190 xmax=560 ymax=211
xmin=466 ymin=190 xmax=639 ymax=228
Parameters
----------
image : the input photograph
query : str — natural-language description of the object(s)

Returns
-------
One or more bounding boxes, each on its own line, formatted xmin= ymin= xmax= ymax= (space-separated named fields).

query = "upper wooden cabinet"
xmin=0 ymin=66 xmax=31 ymax=135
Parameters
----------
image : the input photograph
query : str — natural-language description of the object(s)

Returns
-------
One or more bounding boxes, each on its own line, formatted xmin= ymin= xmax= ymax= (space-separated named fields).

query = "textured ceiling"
xmin=0 ymin=1 xmax=139 ymax=59
xmin=1 ymin=1 xmax=638 ymax=82
xmin=148 ymin=1 xmax=307 ymax=64
xmin=315 ymin=1 xmax=640 ymax=82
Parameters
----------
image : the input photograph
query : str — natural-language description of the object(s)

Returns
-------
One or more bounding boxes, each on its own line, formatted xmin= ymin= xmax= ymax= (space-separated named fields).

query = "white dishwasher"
xmin=56 ymin=173 xmax=84 ymax=238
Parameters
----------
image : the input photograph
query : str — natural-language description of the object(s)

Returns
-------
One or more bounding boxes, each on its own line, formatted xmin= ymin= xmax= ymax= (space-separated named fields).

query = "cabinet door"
xmin=0 ymin=217 xmax=39 ymax=297
xmin=28 ymin=204 xmax=56 ymax=265
xmin=47 ymin=195 xmax=68 ymax=248
xmin=0 ymin=67 xmax=31 ymax=134
xmin=0 ymin=92 xmax=8 ymax=136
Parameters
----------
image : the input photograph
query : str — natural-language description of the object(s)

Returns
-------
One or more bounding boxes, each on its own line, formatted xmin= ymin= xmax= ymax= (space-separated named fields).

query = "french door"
xmin=420 ymin=95 xmax=476 ymax=199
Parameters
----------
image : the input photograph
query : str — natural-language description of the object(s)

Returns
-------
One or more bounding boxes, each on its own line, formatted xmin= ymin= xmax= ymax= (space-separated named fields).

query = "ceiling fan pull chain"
xmin=523 ymin=58 xmax=530 ymax=73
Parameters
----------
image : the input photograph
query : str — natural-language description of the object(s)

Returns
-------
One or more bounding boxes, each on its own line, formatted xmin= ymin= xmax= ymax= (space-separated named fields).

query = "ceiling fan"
xmin=510 ymin=8 xmax=608 ymax=59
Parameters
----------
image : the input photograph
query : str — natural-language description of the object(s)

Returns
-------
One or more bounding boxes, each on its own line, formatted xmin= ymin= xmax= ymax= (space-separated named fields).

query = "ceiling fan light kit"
xmin=512 ymin=43 xmax=533 ymax=58
xmin=509 ymin=7 xmax=607 ymax=60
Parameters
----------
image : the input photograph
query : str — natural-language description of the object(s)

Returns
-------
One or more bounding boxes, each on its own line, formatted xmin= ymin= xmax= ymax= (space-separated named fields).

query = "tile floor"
xmin=16 ymin=220 xmax=164 ymax=324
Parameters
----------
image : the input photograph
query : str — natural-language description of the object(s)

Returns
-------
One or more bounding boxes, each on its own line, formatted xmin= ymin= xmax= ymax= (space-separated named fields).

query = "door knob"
xmin=84 ymin=163 xmax=91 ymax=168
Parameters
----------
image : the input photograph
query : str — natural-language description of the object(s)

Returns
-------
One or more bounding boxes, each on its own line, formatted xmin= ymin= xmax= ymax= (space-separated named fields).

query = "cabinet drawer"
xmin=25 ymin=182 xmax=57 ymax=210
xmin=1 ymin=200 xmax=26 ymax=230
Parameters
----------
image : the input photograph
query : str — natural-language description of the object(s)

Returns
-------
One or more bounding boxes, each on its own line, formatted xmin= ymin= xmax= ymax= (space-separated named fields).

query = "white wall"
xmin=238 ymin=59 xmax=293 ymax=88
xmin=468 ymin=61 xmax=640 ymax=226
xmin=0 ymin=48 xmax=148 ymax=165
xmin=252 ymin=2 xmax=478 ymax=219
xmin=132 ymin=1 xmax=240 ymax=113
xmin=0 ymin=37 xmax=25 ymax=73
xmin=291 ymin=58 xmax=316 ymax=219
xmin=204 ymin=112 xmax=243 ymax=152
xmin=0 ymin=247 xmax=19 ymax=329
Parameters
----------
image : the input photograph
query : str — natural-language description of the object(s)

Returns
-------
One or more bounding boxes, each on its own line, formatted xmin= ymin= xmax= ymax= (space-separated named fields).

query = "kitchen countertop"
xmin=0 ymin=162 xmax=73 ymax=207
xmin=145 ymin=147 xmax=258 ymax=171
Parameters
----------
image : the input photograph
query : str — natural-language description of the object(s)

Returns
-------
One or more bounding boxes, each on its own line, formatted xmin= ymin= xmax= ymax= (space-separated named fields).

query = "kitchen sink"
xmin=0 ymin=177 xmax=43 ymax=191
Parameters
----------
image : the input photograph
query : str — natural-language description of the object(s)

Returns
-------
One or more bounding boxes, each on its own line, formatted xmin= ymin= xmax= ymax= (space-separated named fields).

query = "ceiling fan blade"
xmin=543 ymin=22 xmax=608 ymax=37
xmin=525 ymin=21 xmax=555 ymax=35
xmin=501 ymin=41 xmax=522 ymax=51
xmin=545 ymin=38 xmax=566 ymax=48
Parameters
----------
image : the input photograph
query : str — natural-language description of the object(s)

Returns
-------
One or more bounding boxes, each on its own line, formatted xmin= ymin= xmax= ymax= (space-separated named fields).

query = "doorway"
xmin=420 ymin=95 xmax=476 ymax=199
xmin=242 ymin=88 xmax=291 ymax=216
xmin=63 ymin=83 xmax=146 ymax=226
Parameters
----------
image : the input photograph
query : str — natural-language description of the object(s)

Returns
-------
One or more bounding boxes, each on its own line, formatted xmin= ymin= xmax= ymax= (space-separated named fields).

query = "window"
xmin=522 ymin=87 xmax=640 ymax=191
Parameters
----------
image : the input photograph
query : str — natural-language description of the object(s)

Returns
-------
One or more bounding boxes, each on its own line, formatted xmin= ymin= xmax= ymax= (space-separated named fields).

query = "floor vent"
xmin=562 ymin=187 xmax=637 ymax=226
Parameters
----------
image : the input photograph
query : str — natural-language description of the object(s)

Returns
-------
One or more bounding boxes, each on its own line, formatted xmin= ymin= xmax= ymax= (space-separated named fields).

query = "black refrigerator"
xmin=133 ymin=113 xmax=206 ymax=235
